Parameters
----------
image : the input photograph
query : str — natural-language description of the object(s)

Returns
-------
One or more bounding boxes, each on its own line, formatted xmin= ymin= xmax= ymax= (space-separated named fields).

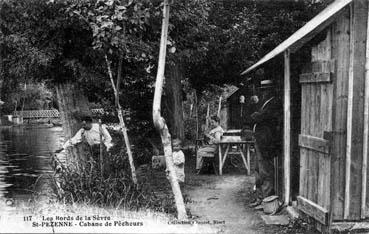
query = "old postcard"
xmin=2 ymin=0 xmax=368 ymax=233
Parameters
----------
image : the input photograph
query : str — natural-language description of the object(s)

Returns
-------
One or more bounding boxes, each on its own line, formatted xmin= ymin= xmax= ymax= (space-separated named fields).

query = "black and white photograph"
xmin=0 ymin=0 xmax=368 ymax=233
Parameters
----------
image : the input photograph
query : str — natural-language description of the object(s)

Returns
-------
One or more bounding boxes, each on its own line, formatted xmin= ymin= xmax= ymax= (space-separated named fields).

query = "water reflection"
xmin=0 ymin=126 xmax=63 ymax=201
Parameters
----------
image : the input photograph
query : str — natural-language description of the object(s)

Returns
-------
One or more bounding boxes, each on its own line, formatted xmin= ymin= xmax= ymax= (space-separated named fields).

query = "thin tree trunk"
xmin=165 ymin=63 xmax=184 ymax=141
xmin=117 ymin=106 xmax=136 ymax=183
xmin=20 ymin=83 xmax=26 ymax=123
xmin=153 ymin=0 xmax=187 ymax=220
xmin=99 ymin=119 xmax=104 ymax=178
xmin=195 ymin=90 xmax=199 ymax=140
xmin=205 ymin=103 xmax=210 ymax=130
xmin=190 ymin=103 xmax=193 ymax=117
xmin=104 ymin=54 xmax=137 ymax=185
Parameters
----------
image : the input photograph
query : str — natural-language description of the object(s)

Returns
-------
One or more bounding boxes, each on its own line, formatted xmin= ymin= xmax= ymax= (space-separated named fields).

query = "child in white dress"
xmin=172 ymin=139 xmax=185 ymax=185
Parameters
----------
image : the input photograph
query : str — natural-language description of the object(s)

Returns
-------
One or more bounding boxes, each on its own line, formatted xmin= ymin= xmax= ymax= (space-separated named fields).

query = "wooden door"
xmin=297 ymin=32 xmax=334 ymax=226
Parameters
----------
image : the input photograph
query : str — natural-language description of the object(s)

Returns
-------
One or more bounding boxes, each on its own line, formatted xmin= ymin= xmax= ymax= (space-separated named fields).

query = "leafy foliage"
xmin=0 ymin=0 xmax=93 ymax=82
xmin=187 ymin=0 xmax=328 ymax=90
xmin=2 ymin=81 xmax=54 ymax=113
xmin=0 ymin=0 xmax=330 ymax=142
xmin=67 ymin=0 xmax=154 ymax=59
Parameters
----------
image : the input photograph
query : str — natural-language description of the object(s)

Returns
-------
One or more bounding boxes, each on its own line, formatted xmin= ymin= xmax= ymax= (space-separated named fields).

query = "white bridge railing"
xmin=13 ymin=109 xmax=105 ymax=119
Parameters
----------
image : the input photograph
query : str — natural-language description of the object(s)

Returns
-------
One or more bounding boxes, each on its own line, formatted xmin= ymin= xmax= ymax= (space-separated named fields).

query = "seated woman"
xmin=196 ymin=115 xmax=224 ymax=173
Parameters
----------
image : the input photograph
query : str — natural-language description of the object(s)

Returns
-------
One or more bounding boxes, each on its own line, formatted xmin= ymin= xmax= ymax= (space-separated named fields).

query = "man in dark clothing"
xmin=246 ymin=80 xmax=283 ymax=206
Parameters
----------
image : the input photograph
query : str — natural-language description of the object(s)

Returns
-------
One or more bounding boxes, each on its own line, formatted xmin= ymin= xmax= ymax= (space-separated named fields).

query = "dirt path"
xmin=138 ymin=149 xmax=316 ymax=234
xmin=185 ymin=172 xmax=288 ymax=234
xmin=186 ymin=174 xmax=263 ymax=234
xmin=182 ymin=149 xmax=313 ymax=234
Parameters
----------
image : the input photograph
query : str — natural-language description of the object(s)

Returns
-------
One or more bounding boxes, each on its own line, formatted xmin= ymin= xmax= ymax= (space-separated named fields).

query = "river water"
xmin=0 ymin=126 xmax=64 ymax=202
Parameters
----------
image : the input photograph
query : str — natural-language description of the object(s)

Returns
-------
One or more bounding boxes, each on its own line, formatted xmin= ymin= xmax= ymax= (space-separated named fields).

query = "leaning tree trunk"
xmin=165 ymin=62 xmax=185 ymax=141
xmin=116 ymin=104 xmax=137 ymax=184
xmin=104 ymin=55 xmax=137 ymax=185
xmin=153 ymin=0 xmax=187 ymax=220
xmin=56 ymin=82 xmax=91 ymax=169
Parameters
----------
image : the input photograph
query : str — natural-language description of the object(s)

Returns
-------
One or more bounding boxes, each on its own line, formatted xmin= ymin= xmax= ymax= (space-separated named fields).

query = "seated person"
xmin=196 ymin=115 xmax=224 ymax=172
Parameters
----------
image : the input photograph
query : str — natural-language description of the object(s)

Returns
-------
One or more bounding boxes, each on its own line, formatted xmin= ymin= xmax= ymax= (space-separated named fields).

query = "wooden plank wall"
xmin=299 ymin=30 xmax=333 ymax=216
xmin=313 ymin=32 xmax=333 ymax=214
xmin=330 ymin=7 xmax=350 ymax=221
xmin=297 ymin=1 xmax=369 ymax=223
xmin=345 ymin=0 xmax=368 ymax=220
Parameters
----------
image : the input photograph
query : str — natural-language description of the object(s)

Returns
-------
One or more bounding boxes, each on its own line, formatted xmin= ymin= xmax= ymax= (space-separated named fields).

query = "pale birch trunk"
xmin=104 ymin=54 xmax=137 ymax=185
xmin=152 ymin=0 xmax=187 ymax=220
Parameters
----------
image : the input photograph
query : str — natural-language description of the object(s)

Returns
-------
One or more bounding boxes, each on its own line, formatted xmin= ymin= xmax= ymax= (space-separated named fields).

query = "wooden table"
xmin=217 ymin=140 xmax=254 ymax=175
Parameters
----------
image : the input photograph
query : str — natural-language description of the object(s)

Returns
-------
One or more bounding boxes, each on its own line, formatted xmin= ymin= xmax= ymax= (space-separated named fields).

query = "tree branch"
xmin=104 ymin=54 xmax=118 ymax=96
xmin=104 ymin=53 xmax=137 ymax=185
xmin=117 ymin=54 xmax=123 ymax=96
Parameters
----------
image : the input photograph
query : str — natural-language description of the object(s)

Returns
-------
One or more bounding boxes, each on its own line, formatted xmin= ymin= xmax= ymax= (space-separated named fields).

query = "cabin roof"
xmin=241 ymin=0 xmax=352 ymax=75
xmin=224 ymin=89 xmax=239 ymax=100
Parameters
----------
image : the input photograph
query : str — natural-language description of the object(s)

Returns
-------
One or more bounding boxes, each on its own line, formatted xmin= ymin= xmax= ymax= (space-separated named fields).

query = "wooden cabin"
xmin=242 ymin=0 xmax=369 ymax=232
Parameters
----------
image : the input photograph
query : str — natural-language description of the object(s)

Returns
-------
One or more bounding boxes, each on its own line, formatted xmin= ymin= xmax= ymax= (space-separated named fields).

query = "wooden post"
xmin=344 ymin=4 xmax=354 ymax=219
xmin=284 ymin=49 xmax=291 ymax=205
xmin=361 ymin=5 xmax=369 ymax=219
xmin=246 ymin=144 xmax=250 ymax=176
xmin=217 ymin=96 xmax=222 ymax=118
xmin=206 ymin=103 xmax=210 ymax=130
xmin=330 ymin=6 xmax=351 ymax=221
xmin=345 ymin=0 xmax=367 ymax=219
xmin=219 ymin=145 xmax=222 ymax=175
xmin=152 ymin=0 xmax=187 ymax=220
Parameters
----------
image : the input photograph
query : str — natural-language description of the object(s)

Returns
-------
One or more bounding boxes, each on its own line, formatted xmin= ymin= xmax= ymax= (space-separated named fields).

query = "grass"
xmin=51 ymin=145 xmax=178 ymax=216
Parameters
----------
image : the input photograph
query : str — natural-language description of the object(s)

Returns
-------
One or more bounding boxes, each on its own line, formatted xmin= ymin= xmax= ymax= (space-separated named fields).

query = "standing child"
xmin=172 ymin=139 xmax=185 ymax=187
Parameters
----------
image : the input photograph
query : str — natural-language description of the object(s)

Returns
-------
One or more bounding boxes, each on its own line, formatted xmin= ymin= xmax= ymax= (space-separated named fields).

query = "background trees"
xmin=0 ymin=0 xmax=329 ymax=162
